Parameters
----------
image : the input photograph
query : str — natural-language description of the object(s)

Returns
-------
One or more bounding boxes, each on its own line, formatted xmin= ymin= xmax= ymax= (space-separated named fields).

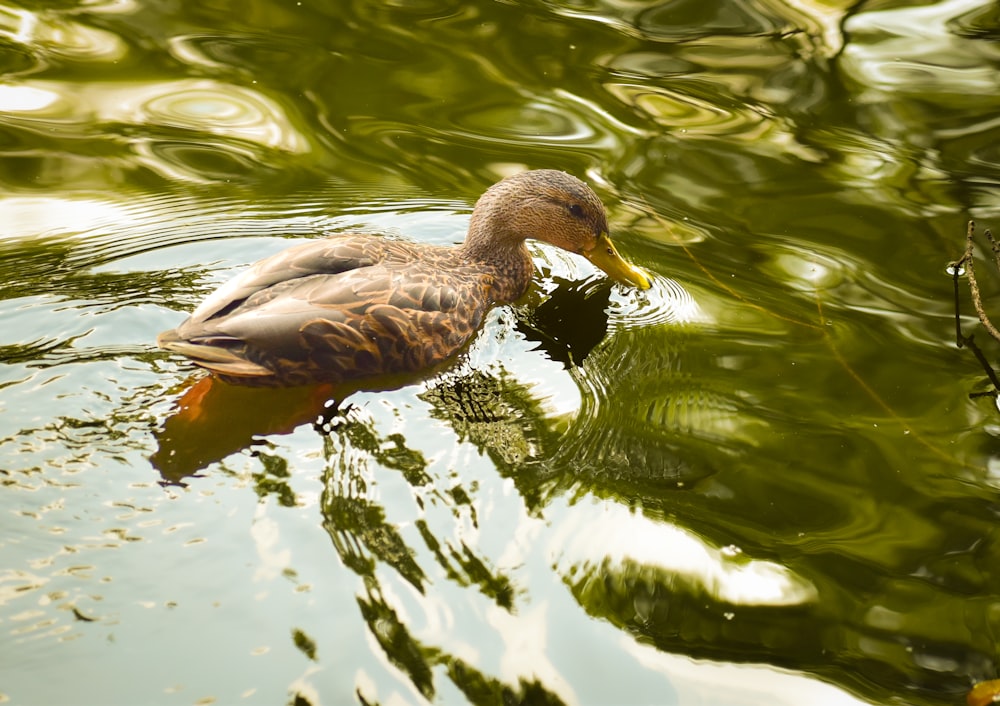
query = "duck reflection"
xmin=150 ymin=375 xmax=336 ymax=483
xmin=150 ymin=275 xmax=614 ymax=482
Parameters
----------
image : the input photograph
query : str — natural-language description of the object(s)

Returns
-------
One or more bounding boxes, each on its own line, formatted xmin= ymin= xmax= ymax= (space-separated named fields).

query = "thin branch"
xmin=959 ymin=333 xmax=1000 ymax=393
xmin=957 ymin=221 xmax=1000 ymax=345
xmin=952 ymin=237 xmax=968 ymax=348
xmin=952 ymin=220 xmax=1000 ymax=402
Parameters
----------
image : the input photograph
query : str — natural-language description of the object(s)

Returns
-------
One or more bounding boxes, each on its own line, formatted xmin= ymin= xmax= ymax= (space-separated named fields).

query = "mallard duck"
xmin=157 ymin=169 xmax=651 ymax=387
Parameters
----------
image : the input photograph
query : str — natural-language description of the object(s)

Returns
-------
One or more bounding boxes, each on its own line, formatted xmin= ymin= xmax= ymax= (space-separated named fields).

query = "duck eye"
xmin=568 ymin=204 xmax=585 ymax=219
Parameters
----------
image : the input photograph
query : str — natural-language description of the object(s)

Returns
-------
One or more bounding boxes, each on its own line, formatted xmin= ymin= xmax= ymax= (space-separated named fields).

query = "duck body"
xmin=158 ymin=170 xmax=651 ymax=387
xmin=159 ymin=235 xmax=527 ymax=386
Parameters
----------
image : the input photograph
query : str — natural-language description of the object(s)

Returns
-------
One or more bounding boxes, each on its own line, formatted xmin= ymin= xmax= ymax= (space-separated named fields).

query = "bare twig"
xmin=952 ymin=220 xmax=1000 ymax=400
xmin=952 ymin=234 xmax=968 ymax=348
xmin=959 ymin=333 xmax=1000 ymax=393
xmin=954 ymin=221 xmax=1000 ymax=345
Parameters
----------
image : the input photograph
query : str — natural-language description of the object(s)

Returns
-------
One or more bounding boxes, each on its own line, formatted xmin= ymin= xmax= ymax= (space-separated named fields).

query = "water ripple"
xmin=0 ymin=4 xmax=127 ymax=65
xmin=545 ymin=0 xmax=793 ymax=43
xmin=610 ymin=274 xmax=705 ymax=328
xmin=450 ymin=98 xmax=598 ymax=145
xmin=0 ymin=78 xmax=310 ymax=183
xmin=842 ymin=0 xmax=1000 ymax=100
xmin=168 ymin=33 xmax=330 ymax=81
xmin=604 ymin=82 xmax=763 ymax=137
xmin=347 ymin=89 xmax=632 ymax=165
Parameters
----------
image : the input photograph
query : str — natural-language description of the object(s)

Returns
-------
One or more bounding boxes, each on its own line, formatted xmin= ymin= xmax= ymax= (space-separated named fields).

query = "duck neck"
xmin=459 ymin=211 xmax=534 ymax=303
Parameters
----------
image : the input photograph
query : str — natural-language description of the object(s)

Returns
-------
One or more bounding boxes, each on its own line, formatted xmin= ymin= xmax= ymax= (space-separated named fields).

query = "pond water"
xmin=2 ymin=0 xmax=1000 ymax=704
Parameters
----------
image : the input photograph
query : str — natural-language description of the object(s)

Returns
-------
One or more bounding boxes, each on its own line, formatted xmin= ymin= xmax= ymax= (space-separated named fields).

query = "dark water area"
xmin=2 ymin=1 xmax=1000 ymax=704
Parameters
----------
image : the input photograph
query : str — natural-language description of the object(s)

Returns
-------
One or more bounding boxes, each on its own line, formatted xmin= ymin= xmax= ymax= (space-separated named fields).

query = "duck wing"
xmin=160 ymin=240 xmax=490 ymax=386
xmin=187 ymin=234 xmax=421 ymax=324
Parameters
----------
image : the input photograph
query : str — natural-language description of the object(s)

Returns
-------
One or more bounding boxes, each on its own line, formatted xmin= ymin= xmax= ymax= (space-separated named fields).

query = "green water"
xmin=2 ymin=1 xmax=1000 ymax=704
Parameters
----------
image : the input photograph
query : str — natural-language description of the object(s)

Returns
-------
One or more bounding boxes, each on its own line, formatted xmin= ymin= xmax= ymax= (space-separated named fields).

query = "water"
xmin=2 ymin=1 xmax=1000 ymax=704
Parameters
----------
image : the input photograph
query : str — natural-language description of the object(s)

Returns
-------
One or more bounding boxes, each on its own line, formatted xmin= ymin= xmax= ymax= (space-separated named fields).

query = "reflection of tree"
xmin=321 ymin=424 xmax=427 ymax=591
xmin=445 ymin=659 xmax=566 ymax=706
xmin=139 ymin=219 xmax=1000 ymax=706
xmin=416 ymin=521 xmax=515 ymax=611
xmin=291 ymin=628 xmax=318 ymax=662
xmin=317 ymin=402 xmax=563 ymax=704
xmin=420 ymin=369 xmax=553 ymax=512
xmin=351 ymin=576 xmax=564 ymax=705
xmin=252 ymin=451 xmax=298 ymax=508
xmin=0 ymin=229 xmax=211 ymax=307
xmin=356 ymin=583 xmax=436 ymax=700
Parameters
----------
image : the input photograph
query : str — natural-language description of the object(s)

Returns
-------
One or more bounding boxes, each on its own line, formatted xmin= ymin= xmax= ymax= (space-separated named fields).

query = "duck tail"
xmin=157 ymin=329 xmax=274 ymax=379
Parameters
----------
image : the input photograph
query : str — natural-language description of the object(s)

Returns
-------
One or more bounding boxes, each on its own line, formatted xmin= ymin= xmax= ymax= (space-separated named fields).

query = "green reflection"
xmin=291 ymin=628 xmax=318 ymax=661
xmin=316 ymin=398 xmax=568 ymax=702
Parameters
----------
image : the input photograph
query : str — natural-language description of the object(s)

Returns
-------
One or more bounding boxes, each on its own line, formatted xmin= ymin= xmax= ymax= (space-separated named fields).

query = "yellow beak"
xmin=584 ymin=232 xmax=652 ymax=290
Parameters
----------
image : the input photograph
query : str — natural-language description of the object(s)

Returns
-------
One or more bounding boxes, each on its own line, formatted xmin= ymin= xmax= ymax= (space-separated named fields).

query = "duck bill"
xmin=585 ymin=232 xmax=652 ymax=290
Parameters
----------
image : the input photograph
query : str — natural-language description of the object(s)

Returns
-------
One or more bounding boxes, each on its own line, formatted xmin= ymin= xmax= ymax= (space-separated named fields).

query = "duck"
xmin=157 ymin=169 xmax=652 ymax=387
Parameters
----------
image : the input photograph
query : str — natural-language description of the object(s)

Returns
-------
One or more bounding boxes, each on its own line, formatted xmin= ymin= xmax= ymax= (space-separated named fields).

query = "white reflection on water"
xmin=486 ymin=602 xmax=576 ymax=703
xmin=763 ymin=246 xmax=847 ymax=292
xmin=251 ymin=505 xmax=292 ymax=583
xmin=0 ymin=85 xmax=58 ymax=112
xmin=609 ymin=274 xmax=706 ymax=328
xmin=0 ymin=196 xmax=131 ymax=239
xmin=620 ymin=637 xmax=871 ymax=706
xmin=548 ymin=497 xmax=817 ymax=607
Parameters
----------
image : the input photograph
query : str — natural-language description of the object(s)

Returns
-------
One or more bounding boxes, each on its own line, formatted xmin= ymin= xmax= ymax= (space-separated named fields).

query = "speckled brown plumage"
xmin=158 ymin=170 xmax=651 ymax=387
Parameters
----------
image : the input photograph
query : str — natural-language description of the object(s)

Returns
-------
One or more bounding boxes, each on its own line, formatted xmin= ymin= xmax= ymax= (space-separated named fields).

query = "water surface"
xmin=2 ymin=1 xmax=1000 ymax=705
